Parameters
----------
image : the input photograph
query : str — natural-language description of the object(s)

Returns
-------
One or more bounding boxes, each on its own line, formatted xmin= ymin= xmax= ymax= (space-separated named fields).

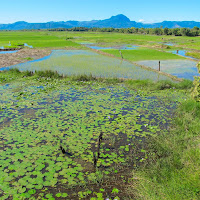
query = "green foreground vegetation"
xmin=136 ymin=98 xmax=200 ymax=200
xmin=0 ymin=69 xmax=199 ymax=200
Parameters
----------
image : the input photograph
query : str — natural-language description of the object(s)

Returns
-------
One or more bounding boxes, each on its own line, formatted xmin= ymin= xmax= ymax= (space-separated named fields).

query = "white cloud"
xmin=138 ymin=19 xmax=158 ymax=24
xmin=139 ymin=19 xmax=145 ymax=22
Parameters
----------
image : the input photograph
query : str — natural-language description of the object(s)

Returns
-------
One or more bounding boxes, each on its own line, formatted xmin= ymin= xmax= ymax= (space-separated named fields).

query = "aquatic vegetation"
xmin=135 ymin=98 xmax=200 ymax=200
xmin=3 ymin=50 xmax=174 ymax=81
xmin=0 ymin=72 xmax=186 ymax=199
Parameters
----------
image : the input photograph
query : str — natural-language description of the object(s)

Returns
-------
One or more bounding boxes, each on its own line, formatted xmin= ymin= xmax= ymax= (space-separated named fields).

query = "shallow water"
xmin=86 ymin=44 xmax=139 ymax=50
xmin=136 ymin=59 xmax=199 ymax=80
xmin=0 ymin=50 xmax=18 ymax=54
xmin=171 ymin=50 xmax=198 ymax=60
xmin=165 ymin=43 xmax=174 ymax=46
xmin=1 ymin=50 xmax=173 ymax=81
xmin=24 ymin=43 xmax=33 ymax=48
xmin=159 ymin=42 xmax=174 ymax=46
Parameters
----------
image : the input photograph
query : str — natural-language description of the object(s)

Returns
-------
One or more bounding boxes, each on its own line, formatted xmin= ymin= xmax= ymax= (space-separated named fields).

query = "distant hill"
xmin=0 ymin=14 xmax=200 ymax=30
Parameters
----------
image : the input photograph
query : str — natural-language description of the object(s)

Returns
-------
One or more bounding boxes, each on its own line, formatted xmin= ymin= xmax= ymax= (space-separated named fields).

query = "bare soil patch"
xmin=0 ymin=48 xmax=51 ymax=68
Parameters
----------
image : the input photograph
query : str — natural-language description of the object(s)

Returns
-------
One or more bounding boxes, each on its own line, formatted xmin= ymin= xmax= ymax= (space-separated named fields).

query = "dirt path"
xmin=0 ymin=48 xmax=52 ymax=68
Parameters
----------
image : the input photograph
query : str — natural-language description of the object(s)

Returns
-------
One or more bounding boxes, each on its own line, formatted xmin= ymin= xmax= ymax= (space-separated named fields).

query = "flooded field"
xmin=170 ymin=50 xmax=198 ymax=60
xmin=0 ymin=76 xmax=185 ymax=199
xmin=136 ymin=59 xmax=199 ymax=80
xmin=1 ymin=50 xmax=173 ymax=81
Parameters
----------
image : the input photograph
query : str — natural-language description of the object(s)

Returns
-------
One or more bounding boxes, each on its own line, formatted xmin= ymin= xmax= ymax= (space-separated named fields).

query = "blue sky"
xmin=1 ymin=0 xmax=199 ymax=24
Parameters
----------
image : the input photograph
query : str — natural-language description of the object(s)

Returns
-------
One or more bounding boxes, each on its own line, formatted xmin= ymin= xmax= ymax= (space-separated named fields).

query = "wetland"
xmin=0 ymin=31 xmax=200 ymax=200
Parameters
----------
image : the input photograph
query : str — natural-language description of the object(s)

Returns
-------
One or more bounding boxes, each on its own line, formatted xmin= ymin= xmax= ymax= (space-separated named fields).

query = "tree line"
xmin=49 ymin=26 xmax=200 ymax=36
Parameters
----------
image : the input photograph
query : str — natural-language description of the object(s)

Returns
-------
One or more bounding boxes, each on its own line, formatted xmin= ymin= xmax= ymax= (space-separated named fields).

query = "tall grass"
xmin=0 ymin=69 xmax=193 ymax=89
xmin=126 ymin=79 xmax=193 ymax=91
xmin=185 ymin=51 xmax=200 ymax=59
xmin=34 ymin=70 xmax=62 ymax=78
xmin=135 ymin=99 xmax=200 ymax=200
xmin=71 ymin=74 xmax=96 ymax=81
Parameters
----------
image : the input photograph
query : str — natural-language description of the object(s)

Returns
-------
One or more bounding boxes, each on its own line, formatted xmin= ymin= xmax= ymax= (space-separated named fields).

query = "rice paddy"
xmin=135 ymin=60 xmax=199 ymax=80
xmin=1 ymin=50 xmax=174 ymax=81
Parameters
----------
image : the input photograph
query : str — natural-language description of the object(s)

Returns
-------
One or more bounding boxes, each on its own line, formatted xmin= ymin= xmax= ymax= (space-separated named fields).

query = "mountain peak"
xmin=13 ymin=21 xmax=28 ymax=24
xmin=109 ymin=14 xmax=130 ymax=22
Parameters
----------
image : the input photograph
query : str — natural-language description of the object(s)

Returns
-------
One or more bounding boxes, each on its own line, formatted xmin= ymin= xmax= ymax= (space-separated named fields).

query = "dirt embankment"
xmin=0 ymin=48 xmax=52 ymax=68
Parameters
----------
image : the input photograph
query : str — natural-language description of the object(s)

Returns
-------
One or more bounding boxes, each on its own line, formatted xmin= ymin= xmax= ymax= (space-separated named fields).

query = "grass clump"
xmin=0 ymin=69 xmax=63 ymax=83
xmin=135 ymin=99 xmax=200 ymax=200
xmin=34 ymin=70 xmax=62 ymax=78
xmin=191 ymin=63 xmax=200 ymax=101
xmin=185 ymin=51 xmax=200 ymax=59
xmin=23 ymin=57 xmax=33 ymax=61
xmin=125 ymin=79 xmax=193 ymax=91
xmin=71 ymin=74 xmax=97 ymax=81
xmin=156 ymin=79 xmax=193 ymax=90
xmin=0 ymin=68 xmax=22 ymax=83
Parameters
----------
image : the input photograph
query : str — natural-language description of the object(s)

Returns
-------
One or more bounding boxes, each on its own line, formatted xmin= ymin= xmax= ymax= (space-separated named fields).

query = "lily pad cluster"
xmin=0 ymin=77 xmax=184 ymax=199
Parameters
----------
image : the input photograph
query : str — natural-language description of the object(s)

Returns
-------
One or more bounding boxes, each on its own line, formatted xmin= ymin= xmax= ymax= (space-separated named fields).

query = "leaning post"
xmin=119 ymin=50 xmax=123 ymax=59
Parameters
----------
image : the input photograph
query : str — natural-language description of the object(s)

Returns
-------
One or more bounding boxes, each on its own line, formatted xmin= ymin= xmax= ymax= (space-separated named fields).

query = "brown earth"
xmin=0 ymin=48 xmax=51 ymax=68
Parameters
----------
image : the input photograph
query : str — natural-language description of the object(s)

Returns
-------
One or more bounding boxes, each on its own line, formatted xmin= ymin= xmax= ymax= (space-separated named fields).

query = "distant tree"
xmin=180 ymin=28 xmax=190 ymax=36
xmin=164 ymin=27 xmax=169 ymax=35
xmin=191 ymin=27 xmax=200 ymax=36
xmin=193 ymin=26 xmax=199 ymax=31
xmin=172 ymin=28 xmax=181 ymax=36
xmin=139 ymin=28 xmax=145 ymax=34
xmin=154 ymin=28 xmax=163 ymax=35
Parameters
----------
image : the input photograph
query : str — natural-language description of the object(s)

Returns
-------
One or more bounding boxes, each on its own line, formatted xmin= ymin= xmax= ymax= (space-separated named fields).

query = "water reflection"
xmin=136 ymin=60 xmax=199 ymax=80
xmin=80 ymin=42 xmax=139 ymax=50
